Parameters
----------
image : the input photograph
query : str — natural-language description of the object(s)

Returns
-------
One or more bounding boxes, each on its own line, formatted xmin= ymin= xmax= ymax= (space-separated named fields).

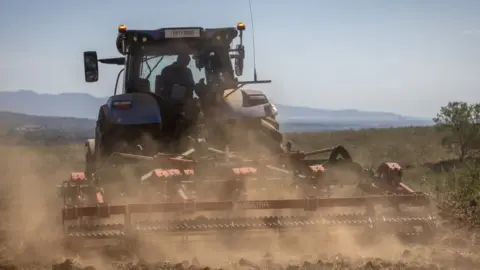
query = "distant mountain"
xmin=0 ymin=90 xmax=106 ymax=119
xmin=0 ymin=90 xmax=432 ymax=132
xmin=0 ymin=111 xmax=94 ymax=145
xmin=0 ymin=110 xmax=94 ymax=132
xmin=277 ymin=105 xmax=423 ymax=122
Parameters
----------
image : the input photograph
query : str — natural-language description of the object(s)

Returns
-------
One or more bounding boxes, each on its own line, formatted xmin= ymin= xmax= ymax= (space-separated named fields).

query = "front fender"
xmin=104 ymin=93 xmax=162 ymax=125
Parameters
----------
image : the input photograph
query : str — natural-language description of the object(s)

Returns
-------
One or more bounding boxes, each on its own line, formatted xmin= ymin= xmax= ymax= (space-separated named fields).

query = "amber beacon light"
xmin=236 ymin=22 xmax=246 ymax=31
xmin=118 ymin=24 xmax=127 ymax=33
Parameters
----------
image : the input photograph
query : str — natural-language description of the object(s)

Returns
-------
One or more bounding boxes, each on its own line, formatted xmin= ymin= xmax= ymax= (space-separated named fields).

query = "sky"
xmin=0 ymin=0 xmax=479 ymax=118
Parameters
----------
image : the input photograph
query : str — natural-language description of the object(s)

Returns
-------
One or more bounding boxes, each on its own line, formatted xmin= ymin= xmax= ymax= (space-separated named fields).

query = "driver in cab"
xmin=156 ymin=53 xmax=195 ymax=103
xmin=156 ymin=53 xmax=202 ymax=133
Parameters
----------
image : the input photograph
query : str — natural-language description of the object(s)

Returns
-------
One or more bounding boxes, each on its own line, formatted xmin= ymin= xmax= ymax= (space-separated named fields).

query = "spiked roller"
xmin=61 ymin=193 xmax=436 ymax=247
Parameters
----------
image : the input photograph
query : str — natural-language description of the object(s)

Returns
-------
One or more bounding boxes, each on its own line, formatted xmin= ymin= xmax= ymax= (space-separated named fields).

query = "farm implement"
xmin=59 ymin=144 xmax=437 ymax=247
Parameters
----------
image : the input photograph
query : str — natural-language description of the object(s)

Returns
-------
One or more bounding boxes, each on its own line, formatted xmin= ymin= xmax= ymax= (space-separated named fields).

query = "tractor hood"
xmin=218 ymin=88 xmax=277 ymax=120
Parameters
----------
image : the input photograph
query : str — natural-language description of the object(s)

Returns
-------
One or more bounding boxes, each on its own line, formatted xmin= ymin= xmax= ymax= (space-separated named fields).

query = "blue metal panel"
xmin=104 ymin=93 xmax=162 ymax=125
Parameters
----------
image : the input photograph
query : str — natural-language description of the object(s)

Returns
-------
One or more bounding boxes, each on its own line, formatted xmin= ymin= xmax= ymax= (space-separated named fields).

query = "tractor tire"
xmin=263 ymin=116 xmax=280 ymax=130
xmin=245 ymin=117 xmax=283 ymax=154
xmin=85 ymin=139 xmax=96 ymax=179
xmin=95 ymin=106 xmax=114 ymax=163
xmin=260 ymin=117 xmax=283 ymax=143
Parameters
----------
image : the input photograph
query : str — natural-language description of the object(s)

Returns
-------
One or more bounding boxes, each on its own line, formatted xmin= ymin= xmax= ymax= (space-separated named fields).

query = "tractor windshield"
xmin=127 ymin=41 xmax=236 ymax=95
xmin=140 ymin=54 xmax=205 ymax=96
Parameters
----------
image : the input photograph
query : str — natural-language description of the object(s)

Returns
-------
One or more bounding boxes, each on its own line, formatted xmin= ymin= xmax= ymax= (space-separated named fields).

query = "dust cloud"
xmin=0 ymin=140 xmax=479 ymax=269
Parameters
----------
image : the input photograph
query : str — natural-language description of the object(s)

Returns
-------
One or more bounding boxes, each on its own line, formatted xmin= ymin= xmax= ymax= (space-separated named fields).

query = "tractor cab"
xmin=83 ymin=23 xmax=268 ymax=104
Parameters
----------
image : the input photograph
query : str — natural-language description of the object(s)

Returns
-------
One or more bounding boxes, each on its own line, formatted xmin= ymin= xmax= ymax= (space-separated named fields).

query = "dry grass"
xmin=289 ymin=127 xmax=480 ymax=229
xmin=286 ymin=126 xmax=453 ymax=167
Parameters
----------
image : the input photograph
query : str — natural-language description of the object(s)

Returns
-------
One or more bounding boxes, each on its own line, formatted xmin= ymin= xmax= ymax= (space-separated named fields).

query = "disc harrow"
xmin=58 ymin=143 xmax=438 ymax=248
xmin=61 ymin=193 xmax=436 ymax=246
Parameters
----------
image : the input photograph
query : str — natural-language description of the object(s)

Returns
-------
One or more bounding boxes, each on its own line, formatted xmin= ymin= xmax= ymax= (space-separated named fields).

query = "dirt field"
xmin=1 ymin=126 xmax=480 ymax=269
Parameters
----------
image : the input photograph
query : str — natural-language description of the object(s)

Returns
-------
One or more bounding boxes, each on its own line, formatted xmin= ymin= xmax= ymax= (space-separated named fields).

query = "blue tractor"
xmin=61 ymin=23 xmax=364 ymax=207
xmin=82 ymin=23 xmax=282 ymax=178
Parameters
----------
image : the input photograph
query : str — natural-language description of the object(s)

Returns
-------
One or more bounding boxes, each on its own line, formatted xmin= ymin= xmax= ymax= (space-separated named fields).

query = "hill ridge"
xmin=0 ymin=90 xmax=430 ymax=125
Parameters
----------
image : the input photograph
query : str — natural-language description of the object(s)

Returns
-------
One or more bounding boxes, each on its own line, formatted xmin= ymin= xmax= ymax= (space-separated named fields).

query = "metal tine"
xmin=62 ymin=191 xmax=433 ymax=244
xmin=67 ymin=223 xmax=125 ymax=232
xmin=64 ymin=214 xmax=435 ymax=240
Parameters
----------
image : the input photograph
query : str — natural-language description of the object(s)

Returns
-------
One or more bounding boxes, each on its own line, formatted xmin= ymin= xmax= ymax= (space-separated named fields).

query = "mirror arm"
xmin=99 ymin=57 xmax=125 ymax=65
xmin=239 ymin=30 xmax=244 ymax=46
xmin=237 ymin=80 xmax=272 ymax=84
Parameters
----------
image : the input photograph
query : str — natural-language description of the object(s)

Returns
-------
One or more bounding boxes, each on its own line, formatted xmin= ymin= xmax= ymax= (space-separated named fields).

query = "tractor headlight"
xmin=270 ymin=103 xmax=278 ymax=117
xmin=264 ymin=103 xmax=278 ymax=117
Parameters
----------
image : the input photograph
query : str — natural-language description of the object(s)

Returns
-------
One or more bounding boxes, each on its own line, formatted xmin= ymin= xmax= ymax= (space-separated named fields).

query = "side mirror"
xmin=83 ymin=51 xmax=99 ymax=82
xmin=234 ymin=45 xmax=245 ymax=77
xmin=234 ymin=57 xmax=244 ymax=77
xmin=236 ymin=45 xmax=245 ymax=59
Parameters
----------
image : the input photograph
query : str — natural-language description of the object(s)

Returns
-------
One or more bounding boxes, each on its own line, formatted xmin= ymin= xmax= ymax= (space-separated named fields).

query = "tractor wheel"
xmin=94 ymin=125 xmax=105 ymax=164
xmin=95 ymin=108 xmax=114 ymax=164
xmin=257 ymin=117 xmax=284 ymax=152
xmin=85 ymin=139 xmax=96 ymax=179
xmin=260 ymin=117 xmax=282 ymax=142
xmin=263 ymin=116 xmax=280 ymax=130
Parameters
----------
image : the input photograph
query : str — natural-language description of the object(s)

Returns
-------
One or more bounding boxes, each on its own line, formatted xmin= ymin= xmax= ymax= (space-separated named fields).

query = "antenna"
xmin=248 ymin=0 xmax=258 ymax=81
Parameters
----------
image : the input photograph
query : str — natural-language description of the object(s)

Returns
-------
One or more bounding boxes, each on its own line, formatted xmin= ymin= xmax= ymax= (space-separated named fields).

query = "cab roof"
xmin=116 ymin=27 xmax=239 ymax=55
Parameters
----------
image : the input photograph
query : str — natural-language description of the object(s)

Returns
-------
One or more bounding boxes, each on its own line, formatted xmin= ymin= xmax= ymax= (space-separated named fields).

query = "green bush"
xmin=433 ymin=101 xmax=480 ymax=161
xmin=435 ymin=160 xmax=480 ymax=227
